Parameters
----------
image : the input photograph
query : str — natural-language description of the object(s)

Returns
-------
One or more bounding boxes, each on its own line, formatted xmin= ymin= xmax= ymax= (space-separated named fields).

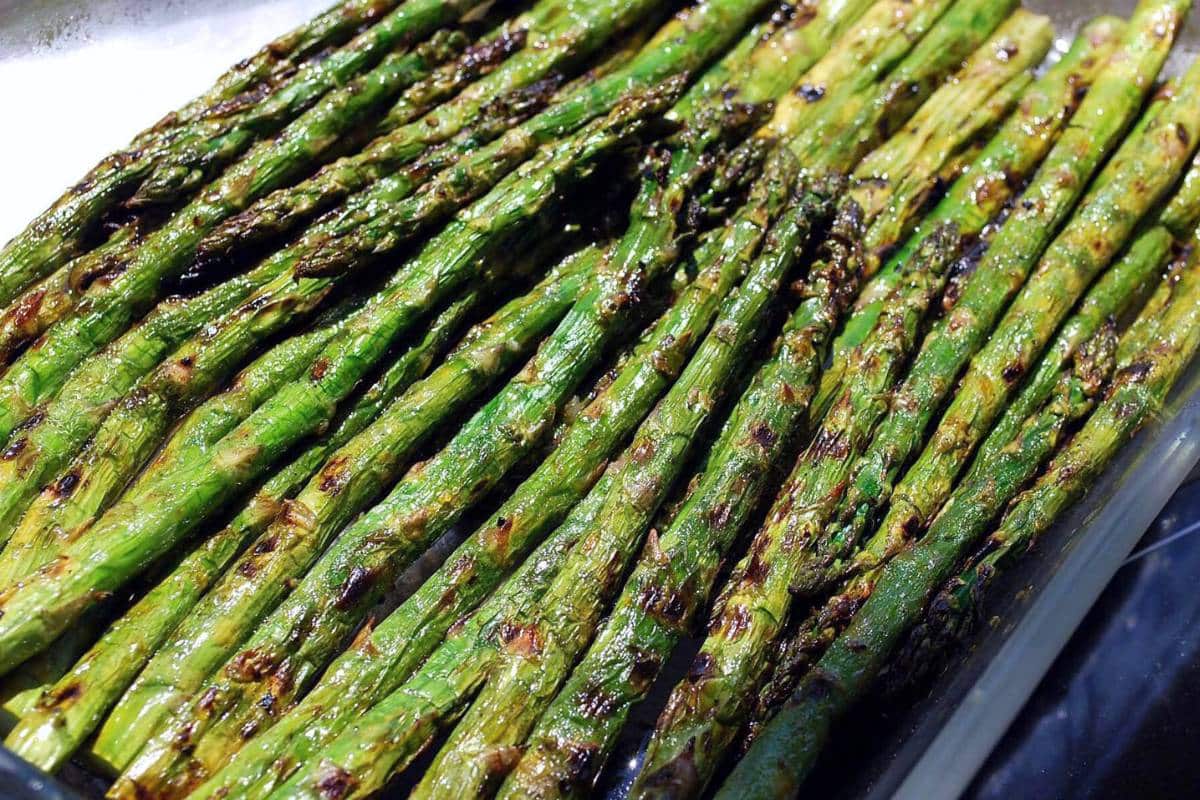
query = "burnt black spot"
xmin=334 ymin=566 xmax=377 ymax=610
xmin=577 ymin=682 xmax=618 ymax=718
xmin=797 ymin=83 xmax=825 ymax=102
xmin=316 ymin=765 xmax=357 ymax=800
xmin=1001 ymin=361 xmax=1025 ymax=384
xmin=1119 ymin=359 xmax=1153 ymax=383
xmin=750 ymin=423 xmax=777 ymax=449
xmin=253 ymin=535 xmax=278 ymax=555
xmin=2 ymin=438 xmax=28 ymax=461
xmin=686 ymin=652 xmax=715 ymax=683
xmin=310 ymin=358 xmax=330 ymax=380
xmin=1177 ymin=123 xmax=1191 ymax=148
xmin=808 ymin=428 xmax=849 ymax=460
xmin=54 ymin=471 xmax=81 ymax=498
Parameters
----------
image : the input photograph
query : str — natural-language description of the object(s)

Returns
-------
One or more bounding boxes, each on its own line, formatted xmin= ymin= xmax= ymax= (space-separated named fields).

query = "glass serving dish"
xmin=0 ymin=1 xmax=1196 ymax=797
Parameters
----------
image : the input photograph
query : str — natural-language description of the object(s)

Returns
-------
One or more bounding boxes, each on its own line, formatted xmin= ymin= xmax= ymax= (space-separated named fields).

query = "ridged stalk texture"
xmin=815 ymin=16 xmax=1126 ymax=420
xmin=197 ymin=0 xmax=672 ymax=264
xmin=798 ymin=0 xmax=1189 ymax=600
xmin=0 ymin=89 xmax=667 ymax=678
xmin=1 ymin=289 xmax=481 ymax=773
xmin=411 ymin=182 xmax=840 ymax=800
xmin=631 ymin=225 xmax=956 ymax=800
xmin=189 ymin=146 xmax=804 ymax=800
xmin=500 ymin=194 xmax=863 ymax=800
xmin=857 ymin=54 xmax=1200 ymax=579
xmin=0 ymin=29 xmax=472 ymax=440
xmin=715 ymin=318 xmax=1137 ymax=800
xmin=0 ymin=0 xmax=414 ymax=306
xmin=108 ymin=109 xmax=713 ymax=799
xmin=95 ymin=252 xmax=587 ymax=785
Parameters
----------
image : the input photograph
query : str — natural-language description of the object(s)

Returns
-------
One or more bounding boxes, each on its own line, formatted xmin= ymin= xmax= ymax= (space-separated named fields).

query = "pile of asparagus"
xmin=0 ymin=0 xmax=1197 ymax=797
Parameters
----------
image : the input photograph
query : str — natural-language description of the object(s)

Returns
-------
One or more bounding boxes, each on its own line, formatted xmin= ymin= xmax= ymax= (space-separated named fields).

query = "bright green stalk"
xmin=412 ymin=182 xmax=839 ymax=800
xmin=857 ymin=55 xmax=1200 ymax=579
xmin=0 ymin=88 xmax=667 ymax=678
xmin=2 ymin=291 xmax=482 ymax=774
xmin=852 ymin=9 xmax=1054 ymax=259
xmin=0 ymin=290 xmax=364 ymax=585
xmin=0 ymin=34 xmax=472 ymax=444
xmin=965 ymin=225 xmax=1176 ymax=482
xmin=96 ymin=251 xmax=587 ymax=785
xmin=786 ymin=0 xmax=1019 ymax=174
xmin=499 ymin=197 xmax=865 ymax=800
xmin=0 ymin=0 xmax=411 ymax=307
xmin=816 ymin=16 xmax=1126 ymax=421
xmin=0 ymin=229 xmax=336 ymax=546
xmin=165 ymin=0 xmax=665 ymax=233
xmin=286 ymin=0 xmax=785 ymax=280
xmin=715 ymin=319 xmax=1138 ymax=800
xmin=108 ymin=107 xmax=712 ymax=799
xmin=631 ymin=225 xmax=958 ymax=800
xmin=268 ymin=461 xmax=617 ymax=800
xmin=274 ymin=177 xmax=839 ymax=800
xmin=189 ymin=146 xmax=803 ymax=800
xmin=801 ymin=0 xmax=1188 ymax=596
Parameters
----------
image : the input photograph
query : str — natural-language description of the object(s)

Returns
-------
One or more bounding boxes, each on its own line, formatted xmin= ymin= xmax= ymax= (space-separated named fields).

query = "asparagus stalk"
xmin=37 ymin=0 xmax=766 ymax=488
xmin=798 ymin=0 xmax=1188 ymax=597
xmin=189 ymin=144 xmax=804 ymax=800
xmin=0 ymin=0 xmax=483 ymax=314
xmin=1 ymin=290 xmax=484 ymax=775
xmin=631 ymin=224 xmax=957 ymax=800
xmin=0 ymin=0 xmax=409 ymax=307
xmin=199 ymin=0 xmax=686 ymax=261
xmin=0 ymin=86 xmax=670 ymax=679
xmin=133 ymin=0 xmax=657 ymax=209
xmin=908 ymin=262 xmax=1200 ymax=676
xmin=0 ymin=34 xmax=473 ymax=442
xmin=272 ymin=174 xmax=839 ymax=800
xmin=815 ymin=16 xmax=1126 ymax=420
xmin=852 ymin=10 xmax=1053 ymax=256
xmin=965 ymin=225 xmax=1179 ymax=483
xmin=785 ymin=0 xmax=1018 ymax=174
xmin=499 ymin=195 xmax=865 ymax=800
xmin=108 ymin=108 xmax=713 ymax=799
xmin=90 ymin=248 xmax=585 ymax=782
xmin=716 ymin=316 xmax=1140 ymax=800
xmin=410 ymin=180 xmax=839 ymax=800
xmin=857 ymin=56 xmax=1200 ymax=579
xmin=98 ymin=247 xmax=590 ymax=772
xmin=0 ymin=272 xmax=381 ymax=576
xmin=271 ymin=461 xmax=620 ymax=800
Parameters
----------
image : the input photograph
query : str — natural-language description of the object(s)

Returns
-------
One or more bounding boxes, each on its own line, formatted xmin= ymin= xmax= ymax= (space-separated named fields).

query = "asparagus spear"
xmin=0 ymin=35 xmax=472 ymax=442
xmin=188 ymin=144 xmax=804 ymax=800
xmin=0 ymin=0 xmax=409 ymax=307
xmin=0 ymin=0 xmax=484 ymax=315
xmin=631 ymin=224 xmax=957 ymax=800
xmin=0 ymin=290 xmax=485 ymax=775
xmin=815 ymin=16 xmax=1126 ymax=420
xmin=17 ymin=0 xmax=766 ymax=495
xmin=107 ymin=108 xmax=714 ymax=798
xmin=410 ymin=180 xmax=839 ymax=800
xmin=851 ymin=9 xmax=1053 ymax=256
xmin=498 ymin=197 xmax=866 ymax=800
xmin=200 ymin=0 xmax=681 ymax=261
xmin=785 ymin=0 xmax=1018 ymax=174
xmin=857 ymin=56 xmax=1200 ymax=580
xmin=715 ymin=316 xmax=1141 ymax=800
xmin=270 ymin=174 xmax=839 ymax=800
xmin=94 ymin=246 xmax=585 ymax=780
xmin=0 ymin=86 xmax=671 ymax=679
xmin=797 ymin=0 xmax=1188 ymax=597
xmin=131 ymin=0 xmax=656 ymax=209
xmin=965 ymin=225 xmax=1180 ymax=483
